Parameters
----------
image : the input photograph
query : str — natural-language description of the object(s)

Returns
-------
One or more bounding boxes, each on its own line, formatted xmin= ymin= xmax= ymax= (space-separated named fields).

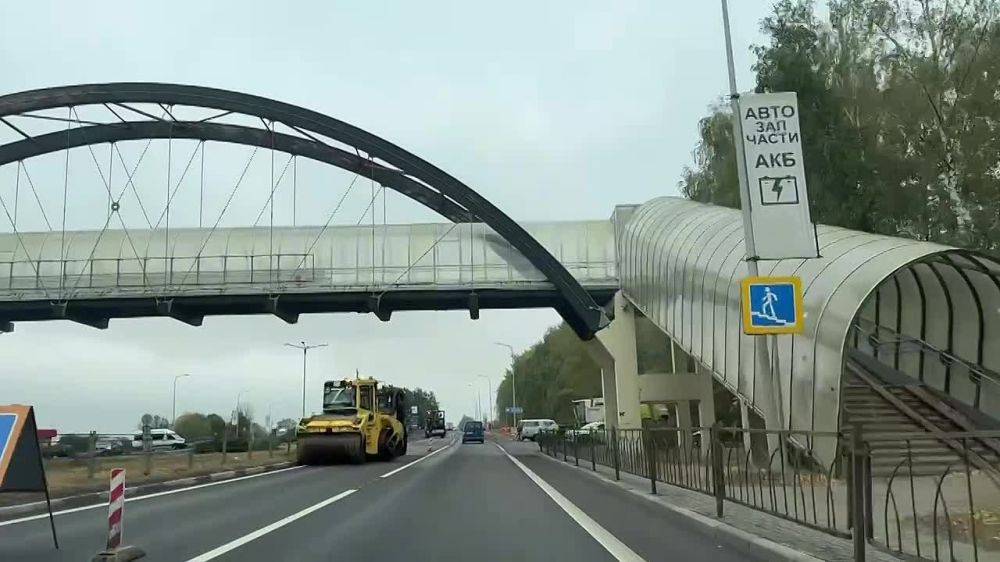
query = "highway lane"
xmin=0 ymin=437 xmax=449 ymax=561
xmin=0 ymin=434 xmax=764 ymax=561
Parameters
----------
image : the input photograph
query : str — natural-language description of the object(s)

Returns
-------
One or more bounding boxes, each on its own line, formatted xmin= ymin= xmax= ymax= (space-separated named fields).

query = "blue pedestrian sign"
xmin=741 ymin=276 xmax=805 ymax=335
xmin=505 ymin=406 xmax=523 ymax=415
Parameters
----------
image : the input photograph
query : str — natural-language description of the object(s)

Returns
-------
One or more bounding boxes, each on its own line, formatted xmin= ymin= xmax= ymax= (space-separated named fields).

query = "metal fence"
xmin=538 ymin=425 xmax=1000 ymax=562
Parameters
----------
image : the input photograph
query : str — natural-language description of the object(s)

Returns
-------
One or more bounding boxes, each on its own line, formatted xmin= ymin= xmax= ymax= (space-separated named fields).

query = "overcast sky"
xmin=0 ymin=0 xmax=774 ymax=432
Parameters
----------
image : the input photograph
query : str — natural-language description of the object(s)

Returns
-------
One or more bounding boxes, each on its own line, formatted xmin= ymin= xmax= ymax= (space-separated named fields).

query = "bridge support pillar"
xmin=587 ymin=291 xmax=642 ymax=430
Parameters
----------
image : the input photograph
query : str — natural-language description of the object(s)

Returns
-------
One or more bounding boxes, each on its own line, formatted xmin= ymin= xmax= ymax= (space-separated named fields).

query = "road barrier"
xmin=107 ymin=468 xmax=125 ymax=549
xmin=538 ymin=424 xmax=1000 ymax=562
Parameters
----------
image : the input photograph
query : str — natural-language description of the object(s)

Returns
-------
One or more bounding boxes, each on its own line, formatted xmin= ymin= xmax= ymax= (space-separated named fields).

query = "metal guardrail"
xmin=538 ymin=425 xmax=1000 ymax=562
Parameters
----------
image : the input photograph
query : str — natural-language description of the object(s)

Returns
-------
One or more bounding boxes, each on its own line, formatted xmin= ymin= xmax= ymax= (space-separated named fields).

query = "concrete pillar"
xmin=673 ymin=400 xmax=692 ymax=429
xmin=587 ymin=291 xmax=642 ymax=429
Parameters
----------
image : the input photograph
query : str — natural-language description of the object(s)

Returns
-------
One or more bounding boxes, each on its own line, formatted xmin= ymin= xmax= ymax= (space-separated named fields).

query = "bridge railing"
xmin=0 ymin=254 xmax=617 ymax=298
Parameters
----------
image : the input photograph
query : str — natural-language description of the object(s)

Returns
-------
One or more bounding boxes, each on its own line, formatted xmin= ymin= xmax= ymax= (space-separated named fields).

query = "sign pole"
xmin=720 ymin=0 xmax=784 ymax=456
xmin=33 ymin=410 xmax=58 ymax=549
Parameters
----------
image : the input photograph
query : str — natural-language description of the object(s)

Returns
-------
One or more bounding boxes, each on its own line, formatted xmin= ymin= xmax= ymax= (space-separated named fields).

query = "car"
xmin=462 ymin=421 xmax=485 ymax=444
xmin=95 ymin=437 xmax=127 ymax=456
xmin=131 ymin=428 xmax=187 ymax=450
xmin=565 ymin=421 xmax=605 ymax=441
xmin=517 ymin=419 xmax=558 ymax=441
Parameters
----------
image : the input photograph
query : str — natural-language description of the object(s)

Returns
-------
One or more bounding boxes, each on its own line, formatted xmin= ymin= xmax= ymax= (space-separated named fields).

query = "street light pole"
xmin=172 ymin=374 xmax=190 ymax=428
xmin=285 ymin=341 xmax=328 ymax=418
xmin=477 ymin=375 xmax=493 ymax=426
xmin=494 ymin=342 xmax=517 ymax=427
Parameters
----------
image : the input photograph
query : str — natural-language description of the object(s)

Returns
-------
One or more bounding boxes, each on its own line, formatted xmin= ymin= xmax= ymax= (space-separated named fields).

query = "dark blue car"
xmin=462 ymin=421 xmax=484 ymax=444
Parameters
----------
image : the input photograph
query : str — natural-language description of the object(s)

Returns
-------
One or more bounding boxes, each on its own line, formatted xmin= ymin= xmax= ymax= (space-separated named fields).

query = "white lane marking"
xmin=0 ymin=465 xmax=305 ymax=527
xmin=185 ymin=488 xmax=356 ymax=562
xmin=495 ymin=443 xmax=644 ymax=562
xmin=379 ymin=440 xmax=453 ymax=479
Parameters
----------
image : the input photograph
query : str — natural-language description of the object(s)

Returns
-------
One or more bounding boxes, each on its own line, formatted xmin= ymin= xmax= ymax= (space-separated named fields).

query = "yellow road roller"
xmin=296 ymin=377 xmax=408 ymax=464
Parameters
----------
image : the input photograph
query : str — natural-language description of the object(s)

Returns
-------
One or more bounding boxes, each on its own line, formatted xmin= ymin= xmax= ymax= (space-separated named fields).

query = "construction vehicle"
xmin=296 ymin=378 xmax=408 ymax=464
xmin=424 ymin=409 xmax=446 ymax=438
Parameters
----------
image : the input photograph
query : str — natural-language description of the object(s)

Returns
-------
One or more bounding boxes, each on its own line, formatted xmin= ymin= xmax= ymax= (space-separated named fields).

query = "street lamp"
xmin=466 ymin=382 xmax=482 ymax=421
xmin=285 ymin=341 xmax=328 ymax=418
xmin=476 ymin=375 xmax=493 ymax=426
xmin=234 ymin=389 xmax=248 ymax=439
xmin=494 ymin=342 xmax=518 ymax=427
xmin=172 ymin=374 xmax=191 ymax=428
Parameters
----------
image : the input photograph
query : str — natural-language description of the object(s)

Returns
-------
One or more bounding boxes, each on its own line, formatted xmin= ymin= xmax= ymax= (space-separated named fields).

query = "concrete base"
xmin=91 ymin=545 xmax=146 ymax=561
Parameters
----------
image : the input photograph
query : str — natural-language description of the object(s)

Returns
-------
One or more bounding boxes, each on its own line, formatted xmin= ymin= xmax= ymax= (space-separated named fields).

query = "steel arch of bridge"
xmin=0 ymin=83 xmax=609 ymax=338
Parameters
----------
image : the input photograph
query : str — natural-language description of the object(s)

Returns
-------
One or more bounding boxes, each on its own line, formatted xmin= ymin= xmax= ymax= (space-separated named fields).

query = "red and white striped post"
xmin=107 ymin=468 xmax=125 ymax=550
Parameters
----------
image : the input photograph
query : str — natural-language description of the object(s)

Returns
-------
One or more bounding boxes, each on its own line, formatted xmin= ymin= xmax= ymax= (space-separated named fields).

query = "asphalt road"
xmin=0 ymin=434 xmax=762 ymax=561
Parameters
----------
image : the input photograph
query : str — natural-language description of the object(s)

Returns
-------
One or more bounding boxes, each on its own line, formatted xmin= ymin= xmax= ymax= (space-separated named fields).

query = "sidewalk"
xmin=528 ymin=442 xmax=901 ymax=562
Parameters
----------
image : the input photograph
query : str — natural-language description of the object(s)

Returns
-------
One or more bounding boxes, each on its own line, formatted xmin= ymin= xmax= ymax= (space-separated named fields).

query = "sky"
xmin=0 ymin=0 xmax=775 ymax=432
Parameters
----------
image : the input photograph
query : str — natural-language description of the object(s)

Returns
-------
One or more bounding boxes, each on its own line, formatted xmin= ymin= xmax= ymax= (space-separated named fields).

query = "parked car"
xmin=565 ymin=421 xmax=605 ymax=441
xmin=131 ymin=429 xmax=186 ymax=450
xmin=462 ymin=421 xmax=485 ymax=444
xmin=517 ymin=419 xmax=558 ymax=441
xmin=95 ymin=437 xmax=127 ymax=456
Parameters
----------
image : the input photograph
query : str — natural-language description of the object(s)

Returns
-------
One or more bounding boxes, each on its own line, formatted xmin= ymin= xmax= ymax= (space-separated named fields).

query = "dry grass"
xmin=0 ymin=445 xmax=297 ymax=508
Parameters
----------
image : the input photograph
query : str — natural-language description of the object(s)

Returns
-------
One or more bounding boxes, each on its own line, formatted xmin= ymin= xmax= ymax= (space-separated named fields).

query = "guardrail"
xmin=538 ymin=425 xmax=1000 ymax=562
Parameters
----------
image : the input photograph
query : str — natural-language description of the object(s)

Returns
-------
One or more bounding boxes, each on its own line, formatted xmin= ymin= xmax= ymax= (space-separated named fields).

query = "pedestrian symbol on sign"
xmin=741 ymin=276 xmax=804 ymax=335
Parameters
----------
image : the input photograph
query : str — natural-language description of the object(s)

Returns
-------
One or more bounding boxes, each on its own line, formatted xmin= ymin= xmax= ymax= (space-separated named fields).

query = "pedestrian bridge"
xmin=0 ymin=220 xmax=618 ymax=327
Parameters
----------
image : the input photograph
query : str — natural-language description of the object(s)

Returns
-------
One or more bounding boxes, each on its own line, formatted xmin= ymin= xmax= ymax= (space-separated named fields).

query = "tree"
xmin=137 ymin=413 xmax=169 ymax=430
xmin=174 ymin=413 xmax=212 ymax=441
xmin=680 ymin=0 xmax=1000 ymax=255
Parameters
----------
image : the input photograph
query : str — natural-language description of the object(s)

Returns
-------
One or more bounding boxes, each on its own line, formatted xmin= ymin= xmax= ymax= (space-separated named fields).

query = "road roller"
xmin=296 ymin=377 xmax=408 ymax=464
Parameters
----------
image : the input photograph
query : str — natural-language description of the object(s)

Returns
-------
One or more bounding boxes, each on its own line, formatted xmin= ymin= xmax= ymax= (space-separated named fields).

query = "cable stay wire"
xmin=287 ymin=173 xmax=363 ymax=279
xmin=175 ymin=146 xmax=260 ymax=287
xmin=376 ymin=222 xmax=459 ymax=300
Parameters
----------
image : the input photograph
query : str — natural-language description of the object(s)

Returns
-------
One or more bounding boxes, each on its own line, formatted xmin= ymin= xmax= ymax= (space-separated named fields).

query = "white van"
xmin=131 ymin=429 xmax=186 ymax=450
xmin=518 ymin=419 xmax=558 ymax=441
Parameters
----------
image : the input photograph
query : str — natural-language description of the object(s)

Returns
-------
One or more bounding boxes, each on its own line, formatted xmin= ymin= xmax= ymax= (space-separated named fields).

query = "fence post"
xmin=611 ymin=427 xmax=620 ymax=481
xmin=646 ymin=428 xmax=657 ymax=494
xmin=590 ymin=430 xmax=597 ymax=471
xmin=141 ymin=423 xmax=152 ymax=476
xmin=187 ymin=446 xmax=194 ymax=470
xmin=87 ymin=431 xmax=98 ymax=479
xmin=248 ymin=431 xmax=254 ymax=461
xmin=563 ymin=434 xmax=568 ymax=462
xmin=221 ymin=432 xmax=228 ymax=467
xmin=851 ymin=423 xmax=866 ymax=562
xmin=711 ymin=422 xmax=725 ymax=518
xmin=574 ymin=432 xmax=579 ymax=467
xmin=269 ymin=432 xmax=274 ymax=458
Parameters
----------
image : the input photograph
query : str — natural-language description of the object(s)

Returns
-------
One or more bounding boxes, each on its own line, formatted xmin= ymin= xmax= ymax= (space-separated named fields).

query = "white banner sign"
xmin=739 ymin=92 xmax=818 ymax=259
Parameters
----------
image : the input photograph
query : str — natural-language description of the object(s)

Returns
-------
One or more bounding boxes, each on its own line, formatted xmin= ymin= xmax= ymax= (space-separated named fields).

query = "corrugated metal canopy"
xmin=616 ymin=197 xmax=1000 ymax=441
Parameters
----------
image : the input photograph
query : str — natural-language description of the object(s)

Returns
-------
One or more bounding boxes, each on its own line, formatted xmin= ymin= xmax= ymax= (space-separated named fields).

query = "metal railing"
xmin=538 ymin=425 xmax=1000 ymax=562
xmin=0 ymin=253 xmax=617 ymax=298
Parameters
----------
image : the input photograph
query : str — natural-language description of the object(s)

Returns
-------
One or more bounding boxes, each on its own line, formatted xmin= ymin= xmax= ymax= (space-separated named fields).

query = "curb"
xmin=535 ymin=450 xmax=822 ymax=562
xmin=0 ymin=461 xmax=295 ymax=519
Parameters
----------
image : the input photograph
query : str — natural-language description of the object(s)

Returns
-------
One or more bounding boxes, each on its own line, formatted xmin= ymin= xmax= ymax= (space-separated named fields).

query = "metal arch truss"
xmin=0 ymin=83 xmax=610 ymax=338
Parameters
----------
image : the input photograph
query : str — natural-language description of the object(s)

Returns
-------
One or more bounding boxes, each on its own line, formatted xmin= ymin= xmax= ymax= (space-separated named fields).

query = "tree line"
xmin=682 ymin=0 xmax=1000 ymax=254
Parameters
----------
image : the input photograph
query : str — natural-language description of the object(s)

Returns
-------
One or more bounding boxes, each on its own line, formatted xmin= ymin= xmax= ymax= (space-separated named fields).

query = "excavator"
xmin=296 ymin=377 xmax=408 ymax=464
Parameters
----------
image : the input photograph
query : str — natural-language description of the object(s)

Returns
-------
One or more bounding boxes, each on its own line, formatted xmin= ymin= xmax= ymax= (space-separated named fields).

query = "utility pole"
xmin=494 ymin=342 xmax=517 ymax=427
xmin=172 ymin=374 xmax=190 ymax=428
xmin=234 ymin=389 xmax=247 ymax=439
xmin=285 ymin=341 xmax=328 ymax=418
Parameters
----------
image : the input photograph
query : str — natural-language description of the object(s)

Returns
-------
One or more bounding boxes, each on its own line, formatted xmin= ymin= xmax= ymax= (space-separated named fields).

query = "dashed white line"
xmin=184 ymin=489 xmax=357 ymax=562
xmin=495 ymin=443 xmax=644 ymax=562
xmin=0 ymin=465 xmax=305 ymax=527
xmin=379 ymin=440 xmax=453 ymax=479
